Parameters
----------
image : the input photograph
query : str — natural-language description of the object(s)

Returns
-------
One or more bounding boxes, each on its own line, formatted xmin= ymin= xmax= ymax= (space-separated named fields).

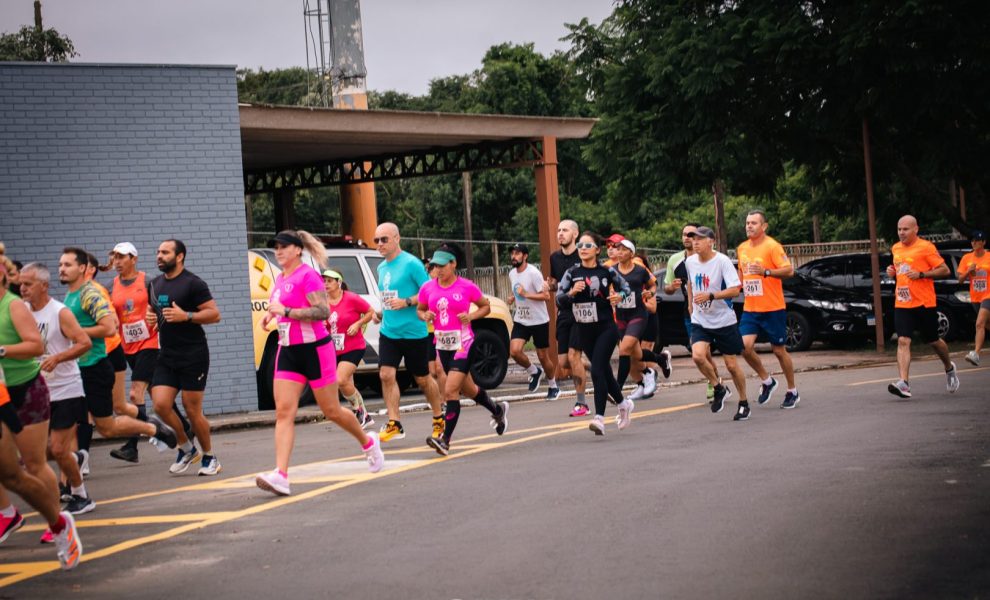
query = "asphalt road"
xmin=2 ymin=357 xmax=989 ymax=599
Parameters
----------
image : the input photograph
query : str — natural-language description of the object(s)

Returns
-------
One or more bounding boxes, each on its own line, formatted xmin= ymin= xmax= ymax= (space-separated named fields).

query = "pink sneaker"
xmin=0 ymin=510 xmax=24 ymax=544
xmin=569 ymin=404 xmax=590 ymax=418
xmin=363 ymin=432 xmax=384 ymax=473
xmin=255 ymin=469 xmax=291 ymax=496
xmin=40 ymin=528 xmax=54 ymax=544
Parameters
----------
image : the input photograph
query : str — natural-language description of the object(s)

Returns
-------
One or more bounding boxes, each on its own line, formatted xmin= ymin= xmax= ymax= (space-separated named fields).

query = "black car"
xmin=654 ymin=268 xmax=876 ymax=352
xmin=796 ymin=249 xmax=976 ymax=341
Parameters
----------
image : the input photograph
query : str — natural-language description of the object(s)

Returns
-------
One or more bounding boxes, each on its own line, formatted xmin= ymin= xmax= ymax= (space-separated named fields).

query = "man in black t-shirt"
xmin=146 ymin=239 xmax=223 ymax=477
xmin=547 ymin=219 xmax=589 ymax=416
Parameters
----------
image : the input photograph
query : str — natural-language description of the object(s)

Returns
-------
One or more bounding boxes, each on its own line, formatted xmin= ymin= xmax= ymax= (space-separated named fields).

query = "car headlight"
xmin=850 ymin=302 xmax=873 ymax=312
xmin=955 ymin=290 xmax=972 ymax=303
xmin=809 ymin=299 xmax=849 ymax=311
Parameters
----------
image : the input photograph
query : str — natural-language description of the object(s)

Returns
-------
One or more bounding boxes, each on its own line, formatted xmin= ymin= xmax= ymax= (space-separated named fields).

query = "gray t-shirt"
xmin=685 ymin=252 xmax=740 ymax=329
xmin=508 ymin=264 xmax=550 ymax=326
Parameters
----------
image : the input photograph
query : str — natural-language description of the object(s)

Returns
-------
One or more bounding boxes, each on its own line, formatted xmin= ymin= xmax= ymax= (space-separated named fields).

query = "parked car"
xmin=796 ymin=249 xmax=976 ymax=341
xmin=654 ymin=267 xmax=876 ymax=352
xmin=250 ymin=241 xmax=513 ymax=410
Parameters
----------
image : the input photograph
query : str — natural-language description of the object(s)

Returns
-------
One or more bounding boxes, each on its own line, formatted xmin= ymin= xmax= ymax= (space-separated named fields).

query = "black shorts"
xmin=50 ymin=397 xmax=85 ymax=430
xmin=80 ymin=358 xmax=115 ymax=419
xmin=617 ymin=317 xmax=649 ymax=341
xmin=894 ymin=306 xmax=939 ymax=343
xmin=511 ymin=321 xmax=550 ymax=349
xmin=427 ymin=332 xmax=437 ymax=361
xmin=645 ymin=312 xmax=659 ymax=345
xmin=107 ymin=344 xmax=127 ymax=372
xmin=438 ymin=349 xmax=472 ymax=374
xmin=336 ymin=347 xmax=366 ymax=366
xmin=153 ymin=352 xmax=210 ymax=392
xmin=690 ymin=324 xmax=744 ymax=356
xmin=125 ymin=349 xmax=158 ymax=383
xmin=378 ymin=334 xmax=431 ymax=377
xmin=555 ymin=315 xmax=581 ymax=354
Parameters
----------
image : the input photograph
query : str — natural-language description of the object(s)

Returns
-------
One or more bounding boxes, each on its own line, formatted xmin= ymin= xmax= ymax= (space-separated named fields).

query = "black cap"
xmin=688 ymin=226 xmax=717 ymax=240
xmin=268 ymin=232 xmax=304 ymax=248
xmin=972 ymin=230 xmax=986 ymax=241
xmin=510 ymin=243 xmax=529 ymax=255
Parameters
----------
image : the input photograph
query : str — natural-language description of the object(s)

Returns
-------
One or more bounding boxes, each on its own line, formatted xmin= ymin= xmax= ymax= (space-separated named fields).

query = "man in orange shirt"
xmin=958 ymin=230 xmax=989 ymax=366
xmin=737 ymin=211 xmax=800 ymax=409
xmin=885 ymin=215 xmax=958 ymax=398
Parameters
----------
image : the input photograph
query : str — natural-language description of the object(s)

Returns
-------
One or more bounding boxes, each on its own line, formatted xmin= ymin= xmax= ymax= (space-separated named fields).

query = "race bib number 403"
xmin=573 ymin=302 xmax=599 ymax=323
xmin=121 ymin=320 xmax=151 ymax=344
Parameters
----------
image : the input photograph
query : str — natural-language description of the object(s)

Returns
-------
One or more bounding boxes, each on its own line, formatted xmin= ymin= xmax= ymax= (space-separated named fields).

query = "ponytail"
xmin=296 ymin=230 xmax=328 ymax=270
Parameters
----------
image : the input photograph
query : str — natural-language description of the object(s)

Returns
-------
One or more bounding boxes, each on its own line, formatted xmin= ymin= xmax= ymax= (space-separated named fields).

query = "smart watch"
xmin=187 ymin=311 xmax=195 ymax=322
xmin=763 ymin=269 xmax=771 ymax=277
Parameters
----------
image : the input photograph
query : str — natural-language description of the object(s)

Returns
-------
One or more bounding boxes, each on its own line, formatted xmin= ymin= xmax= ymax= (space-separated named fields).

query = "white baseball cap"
xmin=112 ymin=242 xmax=138 ymax=257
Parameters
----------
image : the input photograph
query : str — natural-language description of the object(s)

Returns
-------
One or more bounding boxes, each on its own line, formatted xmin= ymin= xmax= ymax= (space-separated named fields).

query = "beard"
xmin=157 ymin=258 xmax=177 ymax=273
xmin=510 ymin=259 xmax=522 ymax=268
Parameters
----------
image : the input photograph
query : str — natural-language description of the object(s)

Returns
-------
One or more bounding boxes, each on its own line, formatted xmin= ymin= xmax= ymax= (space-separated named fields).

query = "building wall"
xmin=0 ymin=63 xmax=256 ymax=414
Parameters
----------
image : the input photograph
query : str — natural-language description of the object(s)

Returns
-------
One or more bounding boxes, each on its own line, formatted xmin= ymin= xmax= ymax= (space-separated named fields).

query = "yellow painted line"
xmin=3 ymin=402 xmax=701 ymax=589
xmin=847 ymin=366 xmax=988 ymax=386
xmin=19 ymin=512 xmax=240 ymax=532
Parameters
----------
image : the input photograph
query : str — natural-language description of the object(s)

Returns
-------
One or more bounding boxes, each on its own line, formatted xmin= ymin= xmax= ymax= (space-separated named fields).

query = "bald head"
xmin=376 ymin=222 xmax=400 ymax=238
xmin=374 ymin=222 xmax=401 ymax=259
xmin=557 ymin=219 xmax=579 ymax=248
xmin=897 ymin=215 xmax=919 ymax=244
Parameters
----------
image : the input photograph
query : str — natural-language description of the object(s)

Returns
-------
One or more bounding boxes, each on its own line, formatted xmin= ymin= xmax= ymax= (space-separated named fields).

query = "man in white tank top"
xmin=20 ymin=263 xmax=97 ymax=519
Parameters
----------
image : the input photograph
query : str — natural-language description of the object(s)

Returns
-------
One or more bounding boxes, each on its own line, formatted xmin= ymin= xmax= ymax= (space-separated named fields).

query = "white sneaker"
xmin=54 ymin=511 xmax=82 ymax=570
xmin=946 ymin=362 xmax=960 ymax=393
xmin=965 ymin=350 xmax=980 ymax=366
xmin=197 ymin=455 xmax=222 ymax=476
xmin=642 ymin=369 xmax=657 ymax=396
xmin=256 ymin=469 xmax=291 ymax=496
xmin=76 ymin=450 xmax=90 ymax=478
xmin=169 ymin=447 xmax=202 ymax=474
xmin=364 ymin=432 xmax=385 ymax=473
xmin=627 ymin=383 xmax=646 ymax=400
xmin=589 ymin=415 xmax=606 ymax=436
xmin=616 ymin=398 xmax=635 ymax=430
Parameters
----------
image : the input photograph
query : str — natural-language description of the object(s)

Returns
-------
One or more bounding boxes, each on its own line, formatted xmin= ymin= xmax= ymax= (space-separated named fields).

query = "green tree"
xmin=1 ymin=1 xmax=76 ymax=63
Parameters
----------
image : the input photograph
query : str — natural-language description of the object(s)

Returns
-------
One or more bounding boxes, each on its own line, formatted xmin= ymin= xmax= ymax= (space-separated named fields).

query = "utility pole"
xmin=462 ymin=172 xmax=475 ymax=278
xmin=33 ymin=1 xmax=44 ymax=61
xmin=713 ymin=180 xmax=728 ymax=252
xmin=862 ymin=118 xmax=885 ymax=353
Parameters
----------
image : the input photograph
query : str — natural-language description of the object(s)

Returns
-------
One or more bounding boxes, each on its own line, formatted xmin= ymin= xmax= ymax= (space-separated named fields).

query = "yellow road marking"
xmin=2 ymin=402 xmax=701 ymax=588
xmin=847 ymin=366 xmax=987 ymax=386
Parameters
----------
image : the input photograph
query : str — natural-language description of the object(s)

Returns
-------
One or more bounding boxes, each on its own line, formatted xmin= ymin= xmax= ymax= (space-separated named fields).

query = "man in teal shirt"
xmin=373 ymin=223 xmax=443 ymax=444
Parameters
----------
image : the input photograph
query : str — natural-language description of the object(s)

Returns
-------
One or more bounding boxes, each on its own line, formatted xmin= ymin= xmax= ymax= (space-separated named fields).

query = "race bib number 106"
xmin=573 ymin=302 xmax=599 ymax=323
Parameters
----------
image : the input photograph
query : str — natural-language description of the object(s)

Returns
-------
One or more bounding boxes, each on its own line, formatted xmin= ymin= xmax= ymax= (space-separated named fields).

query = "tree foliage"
xmin=0 ymin=24 xmax=76 ymax=62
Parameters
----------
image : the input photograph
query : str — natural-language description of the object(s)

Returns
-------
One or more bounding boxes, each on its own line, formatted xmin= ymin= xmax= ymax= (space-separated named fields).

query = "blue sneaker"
xmin=757 ymin=377 xmax=778 ymax=405
xmin=780 ymin=391 xmax=800 ymax=409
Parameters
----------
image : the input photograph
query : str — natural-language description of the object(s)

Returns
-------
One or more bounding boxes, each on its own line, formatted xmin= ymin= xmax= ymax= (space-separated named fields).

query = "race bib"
xmin=974 ymin=278 xmax=987 ymax=293
xmin=896 ymin=286 xmax=912 ymax=303
xmin=121 ymin=320 xmax=151 ymax=344
xmin=744 ymin=278 xmax=764 ymax=297
xmin=435 ymin=329 xmax=462 ymax=351
xmin=277 ymin=321 xmax=291 ymax=346
xmin=331 ymin=333 xmax=345 ymax=351
xmin=617 ymin=294 xmax=636 ymax=310
xmin=515 ymin=304 xmax=532 ymax=322
xmin=381 ymin=290 xmax=398 ymax=310
xmin=573 ymin=302 xmax=599 ymax=323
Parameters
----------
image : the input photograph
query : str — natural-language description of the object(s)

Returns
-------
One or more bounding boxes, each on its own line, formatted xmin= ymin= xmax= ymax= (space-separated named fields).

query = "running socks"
xmin=641 ymin=349 xmax=658 ymax=363
xmin=443 ymin=400 xmax=461 ymax=442
xmin=575 ymin=390 xmax=587 ymax=407
xmin=77 ymin=423 xmax=93 ymax=452
xmin=526 ymin=364 xmax=539 ymax=375
xmin=618 ymin=355 xmax=631 ymax=388
xmin=473 ymin=388 xmax=498 ymax=414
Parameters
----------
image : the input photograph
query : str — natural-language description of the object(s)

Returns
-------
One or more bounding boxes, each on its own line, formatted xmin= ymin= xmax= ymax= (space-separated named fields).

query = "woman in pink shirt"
xmin=256 ymin=230 xmax=384 ymax=497
xmin=322 ymin=268 xmax=375 ymax=429
xmin=417 ymin=243 xmax=508 ymax=456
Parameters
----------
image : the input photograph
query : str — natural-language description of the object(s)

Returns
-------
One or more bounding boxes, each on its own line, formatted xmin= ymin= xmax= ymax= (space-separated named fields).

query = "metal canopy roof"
xmin=239 ymin=104 xmax=597 ymax=173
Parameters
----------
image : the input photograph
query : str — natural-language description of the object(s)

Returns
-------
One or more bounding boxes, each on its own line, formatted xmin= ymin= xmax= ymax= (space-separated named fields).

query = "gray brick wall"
xmin=0 ymin=63 xmax=256 ymax=415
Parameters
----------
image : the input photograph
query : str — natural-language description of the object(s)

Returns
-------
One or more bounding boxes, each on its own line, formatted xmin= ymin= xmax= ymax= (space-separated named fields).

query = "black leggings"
xmin=576 ymin=321 xmax=622 ymax=416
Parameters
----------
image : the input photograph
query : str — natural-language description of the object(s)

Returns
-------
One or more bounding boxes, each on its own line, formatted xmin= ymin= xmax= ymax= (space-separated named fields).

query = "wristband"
xmin=919 ymin=272 xmax=925 ymax=279
xmin=187 ymin=312 xmax=195 ymax=322
xmin=284 ymin=307 xmax=291 ymax=318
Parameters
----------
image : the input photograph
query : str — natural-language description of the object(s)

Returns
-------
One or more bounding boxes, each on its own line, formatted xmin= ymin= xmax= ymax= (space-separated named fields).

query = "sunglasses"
xmin=373 ymin=236 xmax=391 ymax=244
xmin=576 ymin=242 xmax=598 ymax=250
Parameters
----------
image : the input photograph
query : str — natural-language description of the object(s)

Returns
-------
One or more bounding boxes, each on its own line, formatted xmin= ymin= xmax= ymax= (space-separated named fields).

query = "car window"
xmin=807 ymin=261 xmax=846 ymax=287
xmin=325 ymin=256 xmax=369 ymax=294
xmin=847 ymin=257 xmax=876 ymax=288
xmin=365 ymin=256 xmax=384 ymax=288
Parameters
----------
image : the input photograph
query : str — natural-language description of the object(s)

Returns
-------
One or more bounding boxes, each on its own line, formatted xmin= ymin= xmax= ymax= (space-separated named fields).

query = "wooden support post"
xmin=273 ymin=188 xmax=295 ymax=233
xmin=462 ymin=172 xmax=475 ymax=278
xmin=535 ymin=136 xmax=561 ymax=357
xmin=713 ymin=180 xmax=728 ymax=252
xmin=862 ymin=118 xmax=885 ymax=353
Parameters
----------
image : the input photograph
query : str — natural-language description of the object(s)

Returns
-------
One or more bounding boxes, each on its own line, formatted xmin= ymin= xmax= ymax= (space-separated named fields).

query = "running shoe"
xmin=54 ymin=511 xmax=82 ymax=570
xmin=355 ymin=407 xmax=375 ymax=430
xmin=489 ymin=401 xmax=509 ymax=436
xmin=0 ymin=510 xmax=24 ymax=544
xmin=431 ymin=415 xmax=445 ymax=440
xmin=198 ymin=455 xmax=222 ymax=476
xmin=364 ymin=432 xmax=385 ymax=472
xmin=887 ymin=380 xmax=912 ymax=398
xmin=780 ymin=391 xmax=801 ymax=409
xmin=65 ymin=494 xmax=96 ymax=515
xmin=59 ymin=482 xmax=72 ymax=503
xmin=946 ymin=362 xmax=960 ymax=393
xmin=110 ymin=443 xmax=139 ymax=463
xmin=380 ymin=420 xmax=405 ymax=442
xmin=757 ymin=377 xmax=778 ymax=405
xmin=965 ymin=350 xmax=980 ymax=366
xmin=75 ymin=449 xmax=90 ymax=478
xmin=616 ymin=398 xmax=634 ymax=430
xmin=169 ymin=446 xmax=202 ymax=474
xmin=627 ymin=382 xmax=646 ymax=401
xmin=711 ymin=384 xmax=731 ymax=413
xmin=256 ymin=470 xmax=291 ymax=496
xmin=426 ymin=435 xmax=449 ymax=456
xmin=148 ymin=416 xmax=178 ymax=449
xmin=642 ymin=368 xmax=657 ymax=396
xmin=528 ymin=367 xmax=545 ymax=393
xmin=733 ymin=402 xmax=751 ymax=421
xmin=589 ymin=415 xmax=606 ymax=436
xmin=659 ymin=350 xmax=673 ymax=379
xmin=545 ymin=387 xmax=560 ymax=401
xmin=39 ymin=529 xmax=54 ymax=544
xmin=569 ymin=403 xmax=590 ymax=418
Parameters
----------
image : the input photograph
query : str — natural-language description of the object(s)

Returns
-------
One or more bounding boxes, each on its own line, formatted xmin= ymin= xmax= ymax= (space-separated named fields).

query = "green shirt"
xmin=0 ymin=291 xmax=41 ymax=386
xmin=664 ymin=250 xmax=688 ymax=286
xmin=64 ymin=281 xmax=113 ymax=367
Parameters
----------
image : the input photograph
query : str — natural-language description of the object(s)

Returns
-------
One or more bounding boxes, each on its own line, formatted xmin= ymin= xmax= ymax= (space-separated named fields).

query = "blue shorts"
xmin=690 ymin=324 xmax=744 ymax=356
xmin=739 ymin=310 xmax=787 ymax=346
xmin=684 ymin=317 xmax=692 ymax=338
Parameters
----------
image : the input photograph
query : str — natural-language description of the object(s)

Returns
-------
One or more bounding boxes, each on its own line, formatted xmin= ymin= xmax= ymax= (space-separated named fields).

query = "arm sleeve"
xmin=82 ymin=286 xmax=114 ymax=323
xmin=410 ymin=256 xmax=431 ymax=288
xmin=417 ymin=283 xmax=430 ymax=306
xmin=190 ymin=277 xmax=214 ymax=307
xmin=303 ymin=270 xmax=325 ymax=296
xmin=353 ymin=292 xmax=371 ymax=313
xmin=926 ymin=245 xmax=946 ymax=270
xmin=772 ymin=243 xmax=791 ymax=267
xmin=556 ymin=266 xmax=575 ymax=308
xmin=608 ymin=267 xmax=632 ymax=299
xmin=469 ymin=281 xmax=484 ymax=303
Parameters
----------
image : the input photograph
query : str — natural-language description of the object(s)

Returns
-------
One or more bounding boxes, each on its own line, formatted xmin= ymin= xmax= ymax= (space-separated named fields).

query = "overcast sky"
xmin=0 ymin=1 xmax=613 ymax=95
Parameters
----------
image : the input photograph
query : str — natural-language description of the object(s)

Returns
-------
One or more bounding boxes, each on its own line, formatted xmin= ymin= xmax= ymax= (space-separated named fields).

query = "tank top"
xmin=0 ymin=291 xmax=42 ymax=386
xmin=112 ymin=271 xmax=159 ymax=354
xmin=30 ymin=298 xmax=85 ymax=401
